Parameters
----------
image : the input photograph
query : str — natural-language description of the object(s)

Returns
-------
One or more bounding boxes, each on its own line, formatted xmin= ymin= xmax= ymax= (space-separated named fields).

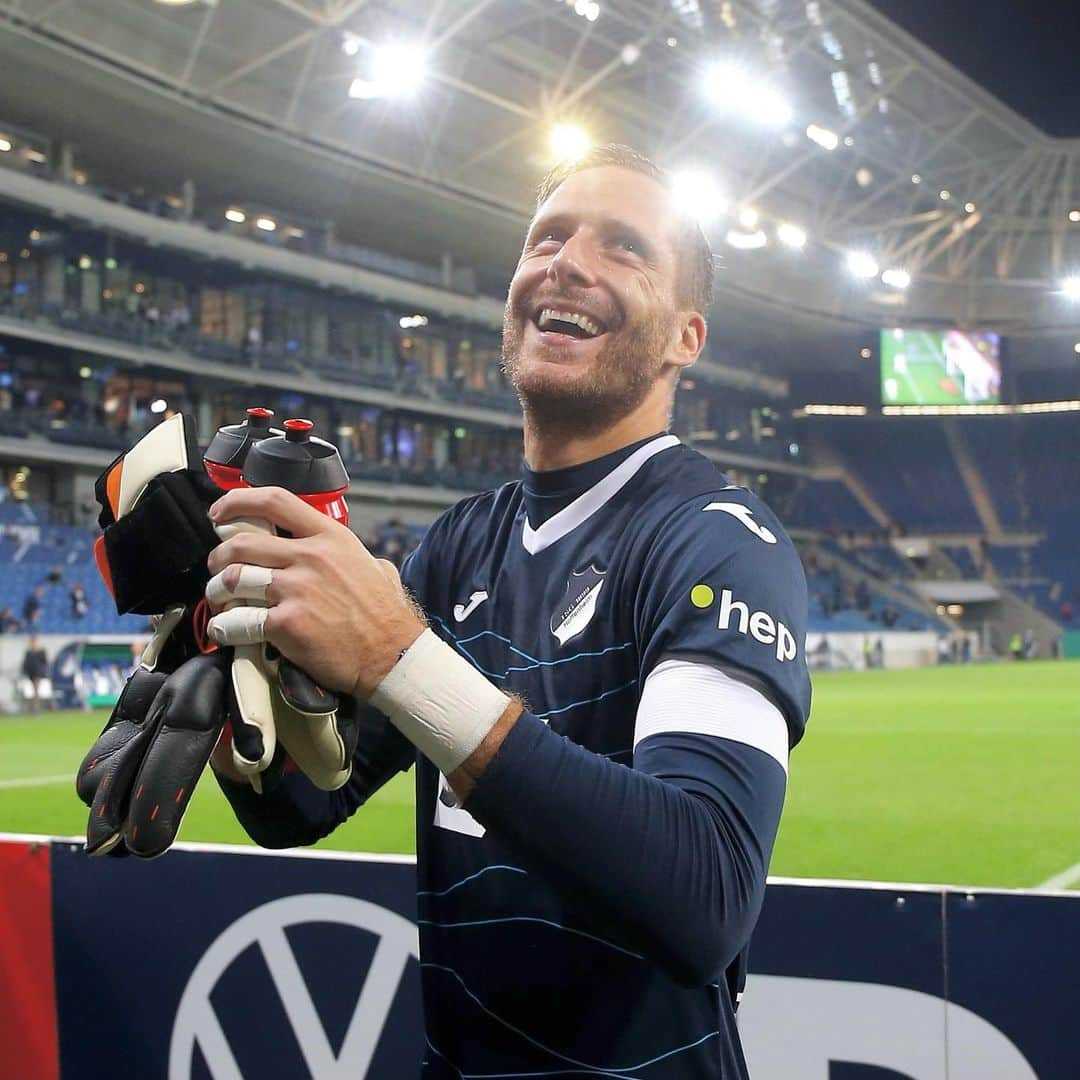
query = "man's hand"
xmin=205 ymin=486 xmax=426 ymax=699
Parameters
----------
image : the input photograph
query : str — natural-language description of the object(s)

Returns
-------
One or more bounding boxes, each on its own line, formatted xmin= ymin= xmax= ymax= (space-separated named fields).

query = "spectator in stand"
xmin=20 ymin=636 xmax=51 ymax=713
xmin=882 ymin=603 xmax=899 ymax=628
xmin=0 ymin=607 xmax=21 ymax=633
xmin=70 ymin=582 xmax=89 ymax=620
xmin=45 ymin=563 xmax=63 ymax=586
xmin=1060 ymin=600 xmax=1073 ymax=623
xmin=854 ymin=578 xmax=870 ymax=611
xmin=23 ymin=585 xmax=45 ymax=627
xmin=1009 ymin=631 xmax=1022 ymax=660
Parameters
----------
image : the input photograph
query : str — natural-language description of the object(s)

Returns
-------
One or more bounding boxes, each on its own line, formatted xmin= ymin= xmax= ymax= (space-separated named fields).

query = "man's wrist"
xmin=368 ymin=627 xmax=512 ymax=776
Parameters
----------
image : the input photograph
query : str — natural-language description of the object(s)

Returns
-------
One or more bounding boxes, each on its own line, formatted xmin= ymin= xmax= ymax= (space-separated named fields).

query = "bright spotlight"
xmin=726 ymin=229 xmax=768 ymax=250
xmin=150 ymin=398 xmax=168 ymax=414
xmin=704 ymin=63 xmax=792 ymax=126
xmin=805 ymin=123 xmax=839 ymax=150
xmin=1073 ymin=342 xmax=1080 ymax=354
xmin=1070 ymin=209 xmax=1080 ymax=223
xmin=549 ymin=123 xmax=590 ymax=163
xmin=351 ymin=42 xmax=428 ymax=100
xmin=0 ymin=137 xmax=11 ymax=153
xmin=669 ymin=169 xmax=727 ymax=225
xmin=881 ymin=267 xmax=911 ymax=289
xmin=341 ymin=33 xmax=361 ymax=56
xmin=911 ymin=173 xmax=922 ymax=184
xmin=224 ymin=207 xmax=246 ymax=223
xmin=1061 ymin=277 xmax=1080 ymax=300
xmin=777 ymin=222 xmax=807 ymax=249
xmin=939 ymin=189 xmax=951 ymax=201
xmin=846 ymin=251 xmax=879 ymax=279
xmin=255 ymin=216 xmax=276 ymax=232
xmin=737 ymin=206 xmax=759 ymax=229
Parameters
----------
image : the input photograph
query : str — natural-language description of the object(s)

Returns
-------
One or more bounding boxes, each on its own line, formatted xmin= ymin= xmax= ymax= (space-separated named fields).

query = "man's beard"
xmin=500 ymin=305 xmax=675 ymax=438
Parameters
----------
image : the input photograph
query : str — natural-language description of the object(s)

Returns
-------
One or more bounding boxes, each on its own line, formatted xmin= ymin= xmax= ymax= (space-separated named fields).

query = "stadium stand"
xmin=820 ymin=418 xmax=982 ymax=532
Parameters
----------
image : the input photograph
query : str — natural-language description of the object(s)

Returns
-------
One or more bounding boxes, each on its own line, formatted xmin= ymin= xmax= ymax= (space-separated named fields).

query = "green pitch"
xmin=2 ymin=661 xmax=1077 ymax=889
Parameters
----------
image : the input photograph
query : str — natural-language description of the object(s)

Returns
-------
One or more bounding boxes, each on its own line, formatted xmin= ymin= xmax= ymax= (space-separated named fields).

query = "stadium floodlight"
xmin=0 ymin=137 xmax=10 ymax=153
xmin=255 ymin=216 xmax=276 ymax=232
xmin=911 ymin=173 xmax=922 ymax=184
xmin=881 ymin=267 xmax=911 ymax=289
xmin=1073 ymin=342 xmax=1080 ymax=354
xmin=703 ymin=63 xmax=792 ymax=127
xmin=965 ymin=202 xmax=976 ymax=214
xmin=805 ymin=123 xmax=839 ymax=150
xmin=341 ymin=33 xmax=361 ymax=56
xmin=150 ymin=398 xmax=168 ymax=414
xmin=939 ymin=189 xmax=951 ymax=201
xmin=573 ymin=0 xmax=600 ymax=19
xmin=350 ymin=41 xmax=428 ymax=100
xmin=737 ymin=207 xmax=759 ymax=229
xmin=1061 ymin=276 xmax=1080 ymax=300
xmin=725 ymin=228 xmax=768 ymax=250
xmin=669 ymin=169 xmax=727 ymax=225
xmin=78 ymin=255 xmax=92 ymax=270
xmin=549 ymin=123 xmax=591 ymax=163
xmin=777 ymin=222 xmax=807 ymax=249
xmin=846 ymin=251 xmax=879 ymax=279
xmin=1070 ymin=210 xmax=1080 ymax=223
xmin=224 ymin=207 xmax=246 ymax=223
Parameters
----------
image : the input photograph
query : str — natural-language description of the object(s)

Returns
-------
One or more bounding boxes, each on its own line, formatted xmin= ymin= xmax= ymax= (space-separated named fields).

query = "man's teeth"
xmin=538 ymin=308 xmax=603 ymax=338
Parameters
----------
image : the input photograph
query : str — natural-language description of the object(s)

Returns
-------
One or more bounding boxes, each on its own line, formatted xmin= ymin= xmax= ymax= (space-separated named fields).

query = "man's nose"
xmin=547 ymin=232 xmax=597 ymax=289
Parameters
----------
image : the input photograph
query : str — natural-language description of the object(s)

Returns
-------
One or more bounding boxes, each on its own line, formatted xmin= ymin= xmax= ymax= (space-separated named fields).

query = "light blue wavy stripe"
xmin=532 ymin=679 xmax=637 ymax=720
xmin=417 ymin=864 xmax=528 ymax=899
xmin=421 ymin=962 xmax=720 ymax=1074
xmin=425 ymin=1036 xmax=638 ymax=1079
xmin=430 ymin=615 xmax=633 ymax=681
xmin=416 ymin=916 xmax=644 ymax=961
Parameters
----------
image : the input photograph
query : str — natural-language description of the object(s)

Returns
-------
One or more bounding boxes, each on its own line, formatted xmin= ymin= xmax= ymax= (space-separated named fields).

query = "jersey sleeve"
xmin=633 ymin=489 xmax=811 ymax=746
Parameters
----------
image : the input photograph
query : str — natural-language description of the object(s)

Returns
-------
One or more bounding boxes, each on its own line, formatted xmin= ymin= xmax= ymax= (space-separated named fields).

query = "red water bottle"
xmin=203 ymin=407 xmax=279 ymax=490
xmin=241 ymin=418 xmax=350 ymax=525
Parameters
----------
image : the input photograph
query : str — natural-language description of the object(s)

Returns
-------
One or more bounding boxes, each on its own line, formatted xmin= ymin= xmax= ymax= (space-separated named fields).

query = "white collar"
xmin=521 ymin=434 xmax=680 ymax=555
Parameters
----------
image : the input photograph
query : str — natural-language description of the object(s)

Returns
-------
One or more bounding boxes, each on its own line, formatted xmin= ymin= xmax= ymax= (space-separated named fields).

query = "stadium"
xmin=0 ymin=0 xmax=1077 ymax=1076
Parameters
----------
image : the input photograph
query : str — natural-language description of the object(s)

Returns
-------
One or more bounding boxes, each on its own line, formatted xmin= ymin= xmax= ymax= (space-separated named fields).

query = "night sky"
xmin=867 ymin=0 xmax=1080 ymax=136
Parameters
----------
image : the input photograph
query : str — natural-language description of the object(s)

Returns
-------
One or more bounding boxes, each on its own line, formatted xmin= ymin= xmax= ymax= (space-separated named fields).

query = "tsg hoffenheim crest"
xmin=551 ymin=564 xmax=606 ymax=645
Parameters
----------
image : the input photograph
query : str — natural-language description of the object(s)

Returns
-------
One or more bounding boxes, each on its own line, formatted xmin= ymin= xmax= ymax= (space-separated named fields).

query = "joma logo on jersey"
xmin=692 ymin=584 xmax=797 ymax=662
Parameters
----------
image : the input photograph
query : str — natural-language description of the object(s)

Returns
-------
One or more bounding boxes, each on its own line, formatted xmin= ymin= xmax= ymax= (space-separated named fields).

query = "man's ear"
xmin=673 ymin=311 xmax=707 ymax=371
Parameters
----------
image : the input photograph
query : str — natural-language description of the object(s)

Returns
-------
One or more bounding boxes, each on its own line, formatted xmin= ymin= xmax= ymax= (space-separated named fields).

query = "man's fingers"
xmin=210 ymin=486 xmax=336 ymax=541
xmin=207 ymin=606 xmax=270 ymax=646
xmin=206 ymin=565 xmax=273 ymax=609
xmin=208 ymin=529 xmax=295 ymax=577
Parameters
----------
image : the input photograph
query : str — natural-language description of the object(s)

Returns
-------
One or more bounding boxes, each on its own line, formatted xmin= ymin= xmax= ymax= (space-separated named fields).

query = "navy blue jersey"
xmin=219 ymin=432 xmax=811 ymax=1078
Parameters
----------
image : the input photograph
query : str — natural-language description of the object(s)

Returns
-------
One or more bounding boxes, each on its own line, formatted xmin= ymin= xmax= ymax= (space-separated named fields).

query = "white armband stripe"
xmin=634 ymin=658 xmax=789 ymax=774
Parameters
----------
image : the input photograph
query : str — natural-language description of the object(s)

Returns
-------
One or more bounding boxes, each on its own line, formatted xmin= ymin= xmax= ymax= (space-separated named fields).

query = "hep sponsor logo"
xmin=690 ymin=585 xmax=798 ymax=662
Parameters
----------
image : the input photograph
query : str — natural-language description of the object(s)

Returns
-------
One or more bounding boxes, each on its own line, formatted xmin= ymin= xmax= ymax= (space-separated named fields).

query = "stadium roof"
xmin=2 ymin=0 xmax=1079 ymax=336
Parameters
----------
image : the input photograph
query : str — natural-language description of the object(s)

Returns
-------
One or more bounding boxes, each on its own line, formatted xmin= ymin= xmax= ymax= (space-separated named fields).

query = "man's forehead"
xmin=535 ymin=165 xmax=678 ymax=234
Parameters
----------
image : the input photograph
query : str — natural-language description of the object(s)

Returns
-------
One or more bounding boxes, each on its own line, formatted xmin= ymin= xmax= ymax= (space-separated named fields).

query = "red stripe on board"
xmin=0 ymin=839 xmax=59 ymax=1080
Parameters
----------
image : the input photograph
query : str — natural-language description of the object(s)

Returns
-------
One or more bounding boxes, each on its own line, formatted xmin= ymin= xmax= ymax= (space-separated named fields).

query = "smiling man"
xmin=207 ymin=144 xmax=811 ymax=1077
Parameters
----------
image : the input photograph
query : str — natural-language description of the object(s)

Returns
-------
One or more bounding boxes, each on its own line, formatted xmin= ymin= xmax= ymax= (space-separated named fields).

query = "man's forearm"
xmin=463 ymin=713 xmax=786 ymax=987
xmin=447 ymin=699 xmax=523 ymax=800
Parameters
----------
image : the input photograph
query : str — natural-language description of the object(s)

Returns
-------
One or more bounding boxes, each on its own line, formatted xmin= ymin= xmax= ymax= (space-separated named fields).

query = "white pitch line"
xmin=1038 ymin=861 xmax=1080 ymax=891
xmin=0 ymin=774 xmax=72 ymax=790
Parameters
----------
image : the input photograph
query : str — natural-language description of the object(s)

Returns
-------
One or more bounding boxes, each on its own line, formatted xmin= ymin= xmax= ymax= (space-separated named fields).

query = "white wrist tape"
xmin=369 ymin=628 xmax=510 ymax=775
